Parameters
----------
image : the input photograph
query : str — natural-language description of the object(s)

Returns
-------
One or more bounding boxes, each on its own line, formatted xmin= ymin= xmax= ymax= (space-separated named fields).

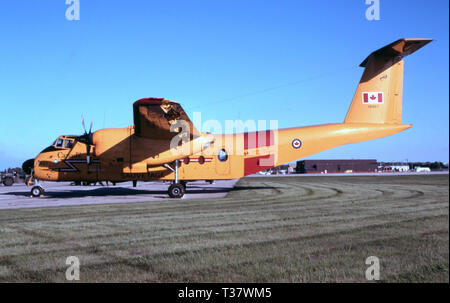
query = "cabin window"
xmin=55 ymin=139 xmax=64 ymax=148
xmin=218 ymin=149 xmax=228 ymax=162
xmin=64 ymin=140 xmax=74 ymax=149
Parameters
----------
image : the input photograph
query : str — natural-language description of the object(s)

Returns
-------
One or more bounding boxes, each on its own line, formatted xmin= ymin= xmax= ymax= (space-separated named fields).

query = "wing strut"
xmin=163 ymin=159 xmax=180 ymax=184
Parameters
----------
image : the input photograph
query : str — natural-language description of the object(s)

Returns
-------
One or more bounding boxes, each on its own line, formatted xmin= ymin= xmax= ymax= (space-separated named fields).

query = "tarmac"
xmin=0 ymin=180 xmax=239 ymax=210
xmin=0 ymin=172 xmax=447 ymax=210
xmin=248 ymin=171 xmax=449 ymax=177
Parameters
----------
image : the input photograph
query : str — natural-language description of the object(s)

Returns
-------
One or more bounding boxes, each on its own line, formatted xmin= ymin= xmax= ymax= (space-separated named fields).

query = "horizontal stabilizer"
xmin=360 ymin=38 xmax=433 ymax=67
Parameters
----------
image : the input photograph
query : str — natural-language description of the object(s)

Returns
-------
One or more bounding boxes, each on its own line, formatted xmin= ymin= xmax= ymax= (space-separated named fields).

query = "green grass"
xmin=0 ymin=175 xmax=448 ymax=282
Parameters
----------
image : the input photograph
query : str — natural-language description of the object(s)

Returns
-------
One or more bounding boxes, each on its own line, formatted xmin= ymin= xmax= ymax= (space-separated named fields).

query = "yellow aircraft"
xmin=22 ymin=38 xmax=431 ymax=198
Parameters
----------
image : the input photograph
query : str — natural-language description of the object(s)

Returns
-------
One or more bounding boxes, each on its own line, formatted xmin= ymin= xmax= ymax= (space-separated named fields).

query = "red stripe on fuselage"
xmin=243 ymin=130 xmax=275 ymax=175
xmin=244 ymin=156 xmax=275 ymax=176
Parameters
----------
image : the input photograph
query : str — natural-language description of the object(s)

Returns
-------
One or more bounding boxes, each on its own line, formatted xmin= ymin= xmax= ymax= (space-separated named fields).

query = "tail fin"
xmin=344 ymin=38 xmax=432 ymax=124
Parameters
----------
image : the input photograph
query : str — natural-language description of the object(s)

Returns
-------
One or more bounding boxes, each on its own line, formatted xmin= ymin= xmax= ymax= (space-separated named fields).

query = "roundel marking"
xmin=292 ymin=138 xmax=302 ymax=149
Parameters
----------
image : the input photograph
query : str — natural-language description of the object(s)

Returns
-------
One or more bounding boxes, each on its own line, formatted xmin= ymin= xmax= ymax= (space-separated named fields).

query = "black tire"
xmin=31 ymin=186 xmax=44 ymax=197
xmin=2 ymin=177 xmax=14 ymax=186
xmin=180 ymin=181 xmax=187 ymax=189
xmin=168 ymin=183 xmax=185 ymax=198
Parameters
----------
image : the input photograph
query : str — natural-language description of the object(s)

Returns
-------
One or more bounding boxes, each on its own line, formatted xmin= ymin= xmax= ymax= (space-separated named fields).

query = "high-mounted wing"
xmin=133 ymin=98 xmax=200 ymax=140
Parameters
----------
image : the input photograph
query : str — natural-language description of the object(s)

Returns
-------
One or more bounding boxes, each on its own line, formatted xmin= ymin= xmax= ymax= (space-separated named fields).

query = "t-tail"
xmin=241 ymin=38 xmax=433 ymax=174
xmin=344 ymin=38 xmax=433 ymax=124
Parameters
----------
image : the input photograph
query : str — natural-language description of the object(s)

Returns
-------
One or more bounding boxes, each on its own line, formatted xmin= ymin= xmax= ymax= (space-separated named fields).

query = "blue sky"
xmin=0 ymin=0 xmax=448 ymax=169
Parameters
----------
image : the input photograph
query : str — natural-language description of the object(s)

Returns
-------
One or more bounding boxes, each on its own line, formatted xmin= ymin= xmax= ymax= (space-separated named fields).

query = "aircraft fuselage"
xmin=33 ymin=123 xmax=410 ymax=183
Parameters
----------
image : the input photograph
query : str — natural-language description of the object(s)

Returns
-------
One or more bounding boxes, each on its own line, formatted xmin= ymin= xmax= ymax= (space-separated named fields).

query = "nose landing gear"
xmin=31 ymin=185 xmax=45 ymax=197
xmin=27 ymin=171 xmax=44 ymax=198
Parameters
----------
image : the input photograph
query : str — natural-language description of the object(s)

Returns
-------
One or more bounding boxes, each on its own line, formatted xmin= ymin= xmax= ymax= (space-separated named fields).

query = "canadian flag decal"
xmin=362 ymin=92 xmax=384 ymax=104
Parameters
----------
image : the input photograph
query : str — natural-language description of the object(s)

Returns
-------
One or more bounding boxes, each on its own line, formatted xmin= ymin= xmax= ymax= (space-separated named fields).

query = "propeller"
xmin=78 ymin=115 xmax=94 ymax=165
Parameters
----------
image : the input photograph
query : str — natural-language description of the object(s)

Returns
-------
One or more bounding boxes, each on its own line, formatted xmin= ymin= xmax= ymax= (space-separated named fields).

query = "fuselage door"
xmin=215 ymin=148 xmax=230 ymax=175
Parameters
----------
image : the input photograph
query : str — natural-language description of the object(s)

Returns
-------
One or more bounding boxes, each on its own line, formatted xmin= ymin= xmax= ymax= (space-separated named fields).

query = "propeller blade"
xmin=81 ymin=115 xmax=86 ymax=133
xmin=79 ymin=116 xmax=94 ymax=167
xmin=86 ymin=143 xmax=91 ymax=165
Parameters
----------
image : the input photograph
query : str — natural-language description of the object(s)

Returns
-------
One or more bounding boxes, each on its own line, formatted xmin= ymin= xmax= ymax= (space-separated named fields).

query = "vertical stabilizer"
xmin=344 ymin=38 xmax=432 ymax=124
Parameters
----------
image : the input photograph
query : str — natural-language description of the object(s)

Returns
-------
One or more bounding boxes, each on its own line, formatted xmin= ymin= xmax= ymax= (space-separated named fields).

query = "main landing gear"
xmin=168 ymin=183 xmax=184 ymax=198
xmin=164 ymin=160 xmax=185 ymax=198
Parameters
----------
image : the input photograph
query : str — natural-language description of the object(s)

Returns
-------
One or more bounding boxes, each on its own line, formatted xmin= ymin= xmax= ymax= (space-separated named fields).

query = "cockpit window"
xmin=64 ymin=140 xmax=74 ymax=149
xmin=55 ymin=139 xmax=63 ymax=148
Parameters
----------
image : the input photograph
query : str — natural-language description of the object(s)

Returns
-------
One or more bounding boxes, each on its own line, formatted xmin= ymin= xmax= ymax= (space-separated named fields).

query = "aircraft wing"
xmin=133 ymin=98 xmax=200 ymax=140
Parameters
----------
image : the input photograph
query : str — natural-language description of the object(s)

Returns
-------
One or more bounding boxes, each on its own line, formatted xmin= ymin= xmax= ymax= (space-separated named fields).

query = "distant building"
xmin=296 ymin=159 xmax=378 ymax=174
xmin=386 ymin=165 xmax=410 ymax=172
xmin=378 ymin=162 xmax=411 ymax=172
xmin=415 ymin=167 xmax=431 ymax=172
xmin=287 ymin=165 xmax=295 ymax=174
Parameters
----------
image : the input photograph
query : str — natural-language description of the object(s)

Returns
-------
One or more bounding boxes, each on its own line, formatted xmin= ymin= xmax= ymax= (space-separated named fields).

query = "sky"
xmin=0 ymin=0 xmax=448 ymax=169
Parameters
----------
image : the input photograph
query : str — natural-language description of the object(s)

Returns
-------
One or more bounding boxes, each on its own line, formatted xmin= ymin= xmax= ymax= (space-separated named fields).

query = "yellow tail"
xmin=344 ymin=38 xmax=432 ymax=124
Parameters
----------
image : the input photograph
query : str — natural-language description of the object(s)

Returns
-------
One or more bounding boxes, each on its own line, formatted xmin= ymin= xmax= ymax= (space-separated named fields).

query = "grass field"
xmin=0 ymin=174 xmax=448 ymax=282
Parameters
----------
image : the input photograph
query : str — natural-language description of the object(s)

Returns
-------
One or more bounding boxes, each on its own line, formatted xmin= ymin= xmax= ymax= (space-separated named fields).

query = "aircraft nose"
xmin=22 ymin=158 xmax=35 ymax=174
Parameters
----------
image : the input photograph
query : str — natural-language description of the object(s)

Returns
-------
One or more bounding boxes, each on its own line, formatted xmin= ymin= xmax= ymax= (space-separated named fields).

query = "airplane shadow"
xmin=2 ymin=185 xmax=272 ymax=199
